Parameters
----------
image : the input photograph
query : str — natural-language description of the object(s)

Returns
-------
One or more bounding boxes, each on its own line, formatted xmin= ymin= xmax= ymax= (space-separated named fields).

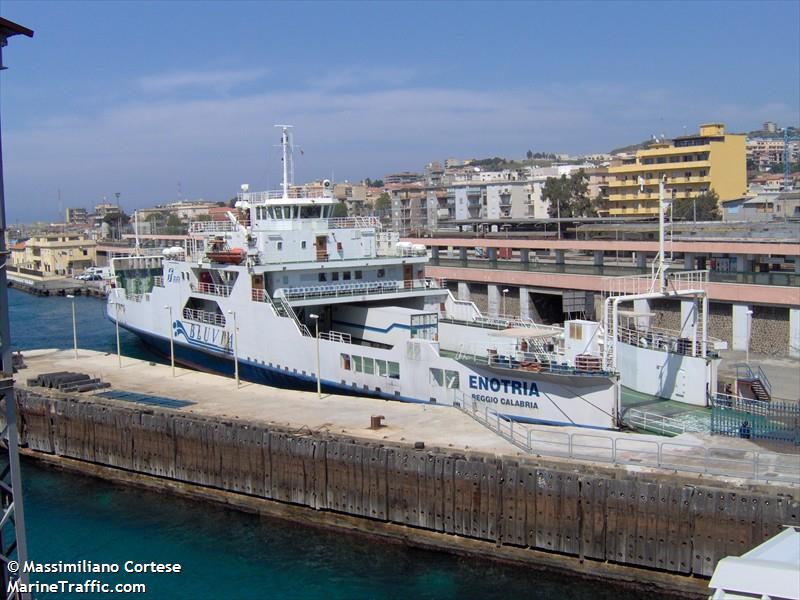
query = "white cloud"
xmin=138 ymin=68 xmax=270 ymax=94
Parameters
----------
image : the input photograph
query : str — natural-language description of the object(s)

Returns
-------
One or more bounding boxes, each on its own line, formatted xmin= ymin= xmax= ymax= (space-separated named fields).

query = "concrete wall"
xmin=12 ymin=390 xmax=799 ymax=583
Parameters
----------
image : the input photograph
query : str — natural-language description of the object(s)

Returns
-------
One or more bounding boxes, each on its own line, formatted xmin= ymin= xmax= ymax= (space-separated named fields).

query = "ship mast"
xmin=275 ymin=124 xmax=293 ymax=199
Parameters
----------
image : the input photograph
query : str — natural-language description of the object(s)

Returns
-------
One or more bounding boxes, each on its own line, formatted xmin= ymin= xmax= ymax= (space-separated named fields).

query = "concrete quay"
xmin=10 ymin=349 xmax=800 ymax=597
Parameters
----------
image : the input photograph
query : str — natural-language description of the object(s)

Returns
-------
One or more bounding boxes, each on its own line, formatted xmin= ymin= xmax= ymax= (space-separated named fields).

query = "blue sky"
xmin=1 ymin=1 xmax=798 ymax=222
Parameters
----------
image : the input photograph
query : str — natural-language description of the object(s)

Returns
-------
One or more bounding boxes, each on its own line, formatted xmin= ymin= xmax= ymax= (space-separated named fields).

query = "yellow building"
xmin=12 ymin=234 xmax=96 ymax=276
xmin=607 ymin=123 xmax=746 ymax=216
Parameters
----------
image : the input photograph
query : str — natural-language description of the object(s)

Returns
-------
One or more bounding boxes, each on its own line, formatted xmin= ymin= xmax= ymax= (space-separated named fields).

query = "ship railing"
xmin=239 ymin=189 xmax=330 ymax=202
xmin=190 ymin=282 xmax=232 ymax=297
xmin=153 ymin=276 xmax=164 ymax=287
xmin=328 ymin=216 xmax=382 ymax=230
xmin=281 ymin=278 xmax=445 ymax=302
xmin=454 ymin=392 xmax=799 ymax=485
xmin=189 ymin=221 xmax=239 ymax=233
xmin=182 ymin=307 xmax=226 ymax=327
xmin=319 ymin=330 xmax=352 ymax=344
xmin=272 ymin=295 xmax=312 ymax=337
xmin=455 ymin=346 xmax=610 ymax=377
xmin=615 ymin=323 xmax=721 ymax=357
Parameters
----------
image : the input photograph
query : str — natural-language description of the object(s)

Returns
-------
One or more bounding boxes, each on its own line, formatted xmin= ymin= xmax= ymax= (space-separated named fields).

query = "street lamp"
xmin=227 ymin=310 xmax=239 ymax=388
xmin=746 ymin=308 xmax=753 ymax=366
xmin=501 ymin=288 xmax=509 ymax=317
xmin=309 ymin=313 xmax=321 ymax=399
xmin=164 ymin=305 xmax=175 ymax=377
xmin=66 ymin=294 xmax=77 ymax=359
xmin=112 ymin=296 xmax=122 ymax=368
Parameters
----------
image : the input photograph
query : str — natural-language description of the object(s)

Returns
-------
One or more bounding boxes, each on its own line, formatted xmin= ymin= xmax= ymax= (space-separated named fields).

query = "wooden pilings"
xmin=12 ymin=389 xmax=800 ymax=579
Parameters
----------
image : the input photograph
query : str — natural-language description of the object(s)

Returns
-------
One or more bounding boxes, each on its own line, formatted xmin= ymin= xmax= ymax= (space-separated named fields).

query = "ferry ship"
xmin=107 ymin=126 xmax=621 ymax=429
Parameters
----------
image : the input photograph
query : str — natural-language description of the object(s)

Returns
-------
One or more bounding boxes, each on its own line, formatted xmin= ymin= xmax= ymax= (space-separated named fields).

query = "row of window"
xmin=254 ymin=205 xmax=332 ymax=220
xmin=318 ymin=268 xmax=385 ymax=282
xmin=341 ymin=354 xmax=400 ymax=378
xmin=642 ymin=153 xmax=709 ymax=165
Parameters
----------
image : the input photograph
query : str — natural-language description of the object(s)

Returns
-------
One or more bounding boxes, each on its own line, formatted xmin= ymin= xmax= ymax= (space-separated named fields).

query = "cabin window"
xmin=318 ymin=273 xmax=327 ymax=282
xmin=377 ymin=269 xmax=385 ymax=278
xmin=341 ymin=354 xmax=351 ymax=370
xmin=353 ymin=356 xmax=363 ymax=373
xmin=388 ymin=362 xmax=400 ymax=379
xmin=376 ymin=359 xmax=387 ymax=377
xmin=332 ymin=272 xmax=339 ymax=281
xmin=429 ymin=368 xmax=444 ymax=387
xmin=363 ymin=357 xmax=375 ymax=375
xmin=301 ymin=241 xmax=307 ymax=249
xmin=343 ymin=271 xmax=351 ymax=280
xmin=445 ymin=370 xmax=460 ymax=389
xmin=354 ymin=270 xmax=363 ymax=280
xmin=277 ymin=242 xmax=283 ymax=250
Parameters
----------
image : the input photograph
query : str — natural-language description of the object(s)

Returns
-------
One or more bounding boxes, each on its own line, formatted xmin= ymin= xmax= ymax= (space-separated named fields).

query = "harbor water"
xmin=10 ymin=289 xmax=647 ymax=599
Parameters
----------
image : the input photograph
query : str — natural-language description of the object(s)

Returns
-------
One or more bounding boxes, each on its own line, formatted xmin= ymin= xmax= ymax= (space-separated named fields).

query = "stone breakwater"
xmin=10 ymin=388 xmax=800 ymax=596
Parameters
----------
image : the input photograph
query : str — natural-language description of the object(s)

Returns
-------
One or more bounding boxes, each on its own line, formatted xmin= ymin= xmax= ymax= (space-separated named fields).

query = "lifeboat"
xmin=206 ymin=238 xmax=246 ymax=265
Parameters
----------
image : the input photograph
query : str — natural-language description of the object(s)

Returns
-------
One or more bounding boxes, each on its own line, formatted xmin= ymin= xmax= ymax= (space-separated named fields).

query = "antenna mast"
xmin=275 ymin=124 xmax=293 ymax=199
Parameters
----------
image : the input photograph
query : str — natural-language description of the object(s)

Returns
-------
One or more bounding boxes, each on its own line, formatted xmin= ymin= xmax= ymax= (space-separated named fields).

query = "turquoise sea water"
xmin=10 ymin=289 xmax=646 ymax=599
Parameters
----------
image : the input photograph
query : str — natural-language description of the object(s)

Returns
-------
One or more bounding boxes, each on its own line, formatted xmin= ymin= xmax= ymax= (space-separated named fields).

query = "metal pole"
xmin=0 ymin=20 xmax=34 ymax=595
xmin=165 ymin=305 xmax=175 ymax=376
xmin=746 ymin=309 xmax=753 ymax=366
xmin=229 ymin=311 xmax=239 ymax=388
xmin=315 ymin=319 xmax=321 ymax=399
xmin=115 ymin=300 xmax=122 ymax=368
xmin=68 ymin=294 xmax=77 ymax=359
xmin=658 ymin=179 xmax=666 ymax=293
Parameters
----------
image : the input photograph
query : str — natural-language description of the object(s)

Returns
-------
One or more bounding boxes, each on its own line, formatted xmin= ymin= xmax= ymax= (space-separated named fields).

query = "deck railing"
xmin=281 ymin=278 xmax=445 ymax=302
xmin=153 ymin=276 xmax=164 ymax=287
xmin=182 ymin=307 xmax=226 ymax=327
xmin=319 ymin=330 xmax=352 ymax=344
xmin=189 ymin=220 xmax=240 ymax=233
xmin=328 ymin=216 xmax=382 ymax=230
xmin=190 ymin=282 xmax=232 ymax=297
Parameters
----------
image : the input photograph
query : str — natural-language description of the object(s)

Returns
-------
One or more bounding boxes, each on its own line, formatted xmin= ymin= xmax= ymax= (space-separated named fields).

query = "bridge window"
xmin=363 ymin=357 xmax=375 ymax=375
xmin=340 ymin=354 xmax=351 ymax=370
xmin=430 ymin=368 xmax=444 ymax=387
xmin=353 ymin=356 xmax=363 ymax=372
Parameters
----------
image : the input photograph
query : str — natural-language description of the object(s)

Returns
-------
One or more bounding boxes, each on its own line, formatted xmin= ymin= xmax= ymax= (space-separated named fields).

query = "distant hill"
xmin=609 ymin=139 xmax=654 ymax=155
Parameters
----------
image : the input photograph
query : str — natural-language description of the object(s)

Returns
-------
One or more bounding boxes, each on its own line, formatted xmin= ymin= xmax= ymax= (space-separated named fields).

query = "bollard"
xmin=369 ymin=415 xmax=385 ymax=430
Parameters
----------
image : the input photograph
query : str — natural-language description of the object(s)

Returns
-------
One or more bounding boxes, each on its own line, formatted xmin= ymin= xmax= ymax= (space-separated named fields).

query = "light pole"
xmin=309 ymin=313 xmax=321 ymax=399
xmin=66 ymin=294 xmax=78 ymax=358
xmin=113 ymin=296 xmax=122 ymax=368
xmin=227 ymin=310 xmax=239 ymax=388
xmin=501 ymin=288 xmax=509 ymax=317
xmin=164 ymin=305 xmax=175 ymax=377
xmin=746 ymin=308 xmax=753 ymax=366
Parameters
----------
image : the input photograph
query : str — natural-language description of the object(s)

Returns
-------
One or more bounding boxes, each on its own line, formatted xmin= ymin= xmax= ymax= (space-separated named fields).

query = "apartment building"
xmin=12 ymin=233 xmax=96 ymax=276
xmin=65 ymin=207 xmax=88 ymax=225
xmin=607 ymin=123 xmax=746 ymax=216
xmin=747 ymin=137 xmax=799 ymax=170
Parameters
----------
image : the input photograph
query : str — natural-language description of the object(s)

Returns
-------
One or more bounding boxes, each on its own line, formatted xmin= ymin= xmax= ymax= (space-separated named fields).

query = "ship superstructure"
xmin=108 ymin=127 xmax=621 ymax=429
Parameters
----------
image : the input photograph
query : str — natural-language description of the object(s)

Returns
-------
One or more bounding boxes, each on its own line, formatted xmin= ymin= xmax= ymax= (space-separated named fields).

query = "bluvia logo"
xmin=173 ymin=320 xmax=233 ymax=354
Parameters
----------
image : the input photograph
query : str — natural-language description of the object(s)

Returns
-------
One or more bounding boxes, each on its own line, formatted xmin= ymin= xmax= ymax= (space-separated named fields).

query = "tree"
xmin=543 ymin=170 xmax=595 ymax=220
xmin=672 ymin=190 xmax=721 ymax=221
xmin=166 ymin=213 xmax=183 ymax=228
xmin=332 ymin=202 xmax=349 ymax=218
xmin=526 ymin=150 xmax=533 ymax=160
xmin=374 ymin=192 xmax=391 ymax=213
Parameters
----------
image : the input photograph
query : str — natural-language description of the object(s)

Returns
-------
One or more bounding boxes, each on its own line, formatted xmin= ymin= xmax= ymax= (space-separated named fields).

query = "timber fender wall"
xmin=12 ymin=389 xmax=800 ymax=583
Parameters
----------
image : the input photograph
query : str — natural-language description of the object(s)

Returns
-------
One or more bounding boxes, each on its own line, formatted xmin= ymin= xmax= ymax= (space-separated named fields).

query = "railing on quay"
xmin=622 ymin=408 xmax=699 ymax=437
xmin=280 ymin=278 xmax=445 ymax=302
xmin=190 ymin=282 xmax=232 ymax=297
xmin=182 ymin=307 xmax=226 ymax=327
xmin=456 ymin=395 xmax=800 ymax=485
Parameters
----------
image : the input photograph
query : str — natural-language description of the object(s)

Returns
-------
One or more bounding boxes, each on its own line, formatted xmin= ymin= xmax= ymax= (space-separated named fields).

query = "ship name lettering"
xmin=468 ymin=375 xmax=539 ymax=397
